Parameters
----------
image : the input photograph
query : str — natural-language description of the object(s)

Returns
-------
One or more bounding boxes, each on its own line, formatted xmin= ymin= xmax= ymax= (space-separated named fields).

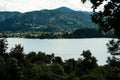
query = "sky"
xmin=0 ymin=0 xmax=104 ymax=12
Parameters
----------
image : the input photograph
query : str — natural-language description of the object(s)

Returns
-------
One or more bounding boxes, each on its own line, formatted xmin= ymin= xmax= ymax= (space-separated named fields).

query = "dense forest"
xmin=0 ymin=38 xmax=120 ymax=80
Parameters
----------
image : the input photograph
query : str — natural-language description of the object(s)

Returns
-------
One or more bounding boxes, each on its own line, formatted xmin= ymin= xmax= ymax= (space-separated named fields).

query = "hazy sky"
xmin=0 ymin=0 xmax=104 ymax=12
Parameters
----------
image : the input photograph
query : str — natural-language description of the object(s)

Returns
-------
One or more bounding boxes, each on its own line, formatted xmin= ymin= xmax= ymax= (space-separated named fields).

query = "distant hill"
xmin=0 ymin=7 xmax=96 ymax=32
xmin=0 ymin=11 xmax=20 ymax=22
xmin=55 ymin=7 xmax=74 ymax=12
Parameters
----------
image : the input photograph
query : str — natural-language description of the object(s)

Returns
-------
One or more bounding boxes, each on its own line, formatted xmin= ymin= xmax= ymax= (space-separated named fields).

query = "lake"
xmin=7 ymin=38 xmax=113 ymax=65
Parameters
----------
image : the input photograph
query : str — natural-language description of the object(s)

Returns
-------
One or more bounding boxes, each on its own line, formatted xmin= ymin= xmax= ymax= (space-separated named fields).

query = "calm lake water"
xmin=7 ymin=38 xmax=113 ymax=65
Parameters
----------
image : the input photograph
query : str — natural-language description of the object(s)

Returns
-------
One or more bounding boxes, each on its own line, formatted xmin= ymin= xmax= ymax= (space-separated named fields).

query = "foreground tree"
xmin=6 ymin=58 xmax=22 ymax=80
xmin=82 ymin=1 xmax=120 ymax=79
xmin=81 ymin=0 xmax=120 ymax=37
xmin=9 ymin=44 xmax=24 ymax=64
xmin=0 ymin=56 xmax=5 ymax=79
xmin=107 ymin=39 xmax=120 ymax=55
xmin=106 ymin=40 xmax=120 ymax=80
xmin=75 ymin=50 xmax=98 ymax=79
xmin=81 ymin=50 xmax=98 ymax=69
xmin=0 ymin=38 xmax=8 ymax=55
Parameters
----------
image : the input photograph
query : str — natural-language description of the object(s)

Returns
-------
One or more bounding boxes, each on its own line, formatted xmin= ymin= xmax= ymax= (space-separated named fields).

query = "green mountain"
xmin=0 ymin=7 xmax=96 ymax=32
xmin=0 ymin=11 xmax=20 ymax=22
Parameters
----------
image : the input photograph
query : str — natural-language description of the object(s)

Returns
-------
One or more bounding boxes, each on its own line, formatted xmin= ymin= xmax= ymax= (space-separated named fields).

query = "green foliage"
xmin=53 ymin=56 xmax=63 ymax=65
xmin=51 ymin=63 xmax=64 ymax=76
xmin=63 ymin=58 xmax=76 ymax=74
xmin=82 ymin=50 xmax=98 ymax=69
xmin=105 ymin=39 xmax=120 ymax=80
xmin=36 ymin=51 xmax=50 ymax=63
xmin=105 ymin=57 xmax=120 ymax=80
xmin=0 ymin=56 xmax=5 ymax=80
xmin=75 ymin=50 xmax=98 ymax=80
xmin=30 ymin=64 xmax=53 ymax=80
xmin=81 ymin=0 xmax=120 ymax=37
xmin=0 ymin=38 xmax=8 ymax=55
xmin=9 ymin=44 xmax=24 ymax=64
xmin=26 ymin=51 xmax=37 ymax=63
xmin=6 ymin=58 xmax=22 ymax=80
xmin=106 ymin=39 xmax=120 ymax=55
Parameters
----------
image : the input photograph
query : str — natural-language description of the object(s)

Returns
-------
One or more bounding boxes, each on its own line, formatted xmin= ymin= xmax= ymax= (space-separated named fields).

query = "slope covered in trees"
xmin=0 ymin=7 xmax=95 ymax=32
xmin=0 ymin=12 xmax=20 ymax=22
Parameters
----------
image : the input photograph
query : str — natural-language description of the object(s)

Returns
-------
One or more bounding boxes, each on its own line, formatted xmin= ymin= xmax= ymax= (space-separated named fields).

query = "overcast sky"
xmin=0 ymin=0 xmax=104 ymax=12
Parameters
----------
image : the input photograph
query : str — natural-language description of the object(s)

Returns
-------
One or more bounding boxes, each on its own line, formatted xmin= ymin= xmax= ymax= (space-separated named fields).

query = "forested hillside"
xmin=0 ymin=12 xmax=20 ymax=22
xmin=0 ymin=7 xmax=95 ymax=32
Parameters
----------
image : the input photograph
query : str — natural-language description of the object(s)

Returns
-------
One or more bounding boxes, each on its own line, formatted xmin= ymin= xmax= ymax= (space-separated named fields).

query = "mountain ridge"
xmin=0 ymin=7 xmax=96 ymax=32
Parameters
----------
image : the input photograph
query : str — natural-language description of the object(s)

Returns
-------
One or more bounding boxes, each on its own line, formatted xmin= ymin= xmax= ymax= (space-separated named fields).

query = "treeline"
xmin=0 ymin=38 xmax=120 ymax=80
xmin=0 ymin=28 xmax=116 ymax=39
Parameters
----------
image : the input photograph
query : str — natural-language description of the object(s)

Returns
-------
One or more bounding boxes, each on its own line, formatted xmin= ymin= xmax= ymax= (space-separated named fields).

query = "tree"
xmin=50 ymin=63 xmax=64 ymax=78
xmin=81 ymin=0 xmax=120 ymax=37
xmin=6 ymin=58 xmax=22 ymax=80
xmin=75 ymin=50 xmax=98 ymax=77
xmin=106 ymin=39 xmax=120 ymax=55
xmin=81 ymin=1 xmax=120 ymax=79
xmin=46 ymin=53 xmax=55 ymax=63
xmin=35 ymin=51 xmax=50 ymax=63
xmin=0 ymin=56 xmax=5 ymax=80
xmin=63 ymin=58 xmax=76 ymax=74
xmin=53 ymin=56 xmax=63 ymax=65
xmin=9 ymin=44 xmax=24 ymax=63
xmin=81 ymin=50 xmax=98 ymax=70
xmin=30 ymin=64 xmax=43 ymax=80
xmin=106 ymin=40 xmax=120 ymax=80
xmin=0 ymin=38 xmax=8 ymax=55
xmin=26 ymin=51 xmax=37 ymax=63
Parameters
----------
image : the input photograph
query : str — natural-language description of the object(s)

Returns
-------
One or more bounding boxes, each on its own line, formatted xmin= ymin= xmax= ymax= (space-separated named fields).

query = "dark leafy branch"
xmin=82 ymin=0 xmax=120 ymax=37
